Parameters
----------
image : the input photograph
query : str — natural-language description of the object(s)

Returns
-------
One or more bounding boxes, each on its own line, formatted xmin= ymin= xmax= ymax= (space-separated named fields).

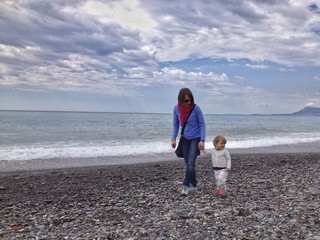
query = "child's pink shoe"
xmin=219 ymin=189 xmax=227 ymax=196
xmin=212 ymin=189 xmax=221 ymax=195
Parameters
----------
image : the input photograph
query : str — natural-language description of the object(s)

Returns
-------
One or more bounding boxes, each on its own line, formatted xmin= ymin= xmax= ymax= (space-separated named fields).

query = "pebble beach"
xmin=1 ymin=152 xmax=320 ymax=239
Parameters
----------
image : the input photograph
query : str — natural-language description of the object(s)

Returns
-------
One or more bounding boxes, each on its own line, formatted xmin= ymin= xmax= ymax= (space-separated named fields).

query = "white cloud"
xmin=278 ymin=68 xmax=295 ymax=72
xmin=81 ymin=0 xmax=157 ymax=31
xmin=306 ymin=102 xmax=316 ymax=106
xmin=1 ymin=0 xmax=320 ymax=113
xmin=257 ymin=103 xmax=272 ymax=107
xmin=245 ymin=64 xmax=269 ymax=69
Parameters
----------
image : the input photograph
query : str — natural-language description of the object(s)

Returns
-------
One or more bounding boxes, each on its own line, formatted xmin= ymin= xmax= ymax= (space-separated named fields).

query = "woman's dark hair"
xmin=178 ymin=88 xmax=195 ymax=106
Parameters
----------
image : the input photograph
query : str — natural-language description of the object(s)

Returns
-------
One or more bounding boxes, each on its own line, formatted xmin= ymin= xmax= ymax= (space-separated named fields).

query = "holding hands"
xmin=198 ymin=140 xmax=205 ymax=150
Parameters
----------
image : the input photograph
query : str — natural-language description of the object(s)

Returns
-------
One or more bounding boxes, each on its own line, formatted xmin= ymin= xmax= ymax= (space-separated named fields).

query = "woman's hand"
xmin=198 ymin=140 xmax=205 ymax=150
xmin=171 ymin=139 xmax=176 ymax=149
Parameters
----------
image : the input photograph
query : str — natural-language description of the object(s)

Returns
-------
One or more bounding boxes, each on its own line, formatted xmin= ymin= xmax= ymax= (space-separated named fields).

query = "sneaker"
xmin=213 ymin=189 xmax=221 ymax=196
xmin=219 ymin=189 xmax=227 ymax=196
xmin=181 ymin=185 xmax=189 ymax=196
xmin=189 ymin=183 xmax=197 ymax=191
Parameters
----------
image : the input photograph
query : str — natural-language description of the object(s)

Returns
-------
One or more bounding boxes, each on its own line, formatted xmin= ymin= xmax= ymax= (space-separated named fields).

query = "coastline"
xmin=1 ymin=151 xmax=320 ymax=239
xmin=1 ymin=141 xmax=320 ymax=173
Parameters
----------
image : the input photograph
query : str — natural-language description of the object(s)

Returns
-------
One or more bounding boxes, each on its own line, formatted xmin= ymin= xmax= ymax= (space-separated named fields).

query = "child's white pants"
xmin=214 ymin=169 xmax=228 ymax=189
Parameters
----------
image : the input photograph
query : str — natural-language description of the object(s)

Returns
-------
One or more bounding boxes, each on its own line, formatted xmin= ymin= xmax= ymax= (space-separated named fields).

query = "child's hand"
xmin=226 ymin=168 xmax=231 ymax=172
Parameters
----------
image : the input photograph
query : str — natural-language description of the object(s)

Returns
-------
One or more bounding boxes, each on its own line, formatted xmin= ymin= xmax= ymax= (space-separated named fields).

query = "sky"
xmin=1 ymin=0 xmax=320 ymax=114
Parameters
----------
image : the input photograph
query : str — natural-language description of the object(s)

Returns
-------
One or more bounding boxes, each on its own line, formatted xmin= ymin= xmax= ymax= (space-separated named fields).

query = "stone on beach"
xmin=0 ymin=153 xmax=320 ymax=239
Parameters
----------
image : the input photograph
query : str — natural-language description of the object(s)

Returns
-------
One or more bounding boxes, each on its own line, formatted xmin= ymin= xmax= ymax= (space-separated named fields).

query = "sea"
xmin=0 ymin=111 xmax=320 ymax=165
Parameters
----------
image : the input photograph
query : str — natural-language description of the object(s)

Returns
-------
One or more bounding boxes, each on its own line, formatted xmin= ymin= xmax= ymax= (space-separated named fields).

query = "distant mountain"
xmin=292 ymin=107 xmax=320 ymax=115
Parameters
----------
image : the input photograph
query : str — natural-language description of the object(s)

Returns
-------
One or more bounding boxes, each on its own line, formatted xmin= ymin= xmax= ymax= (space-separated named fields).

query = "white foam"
xmin=1 ymin=133 xmax=320 ymax=161
xmin=228 ymin=132 xmax=320 ymax=148
xmin=0 ymin=141 xmax=173 ymax=161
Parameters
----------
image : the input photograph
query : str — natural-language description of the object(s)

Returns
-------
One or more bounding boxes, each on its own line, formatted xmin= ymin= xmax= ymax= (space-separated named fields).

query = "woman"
xmin=171 ymin=88 xmax=206 ymax=196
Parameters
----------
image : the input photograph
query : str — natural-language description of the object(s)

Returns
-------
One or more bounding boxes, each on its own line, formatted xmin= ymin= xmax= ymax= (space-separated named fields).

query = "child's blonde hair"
xmin=213 ymin=135 xmax=227 ymax=147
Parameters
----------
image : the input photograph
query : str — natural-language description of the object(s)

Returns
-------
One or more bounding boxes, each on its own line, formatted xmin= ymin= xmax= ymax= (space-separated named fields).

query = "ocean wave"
xmin=1 ymin=133 xmax=320 ymax=161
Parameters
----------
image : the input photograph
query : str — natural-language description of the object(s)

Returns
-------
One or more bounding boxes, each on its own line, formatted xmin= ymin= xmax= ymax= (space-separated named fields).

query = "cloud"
xmin=306 ymin=102 xmax=315 ymax=106
xmin=257 ymin=102 xmax=272 ymax=107
xmin=1 ymin=0 xmax=320 ymax=113
xmin=278 ymin=67 xmax=295 ymax=72
xmin=245 ymin=64 xmax=269 ymax=69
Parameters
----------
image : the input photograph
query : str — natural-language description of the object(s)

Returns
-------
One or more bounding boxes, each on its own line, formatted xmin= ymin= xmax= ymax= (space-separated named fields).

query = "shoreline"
xmin=1 ymin=141 xmax=320 ymax=173
xmin=1 ymin=152 xmax=319 ymax=239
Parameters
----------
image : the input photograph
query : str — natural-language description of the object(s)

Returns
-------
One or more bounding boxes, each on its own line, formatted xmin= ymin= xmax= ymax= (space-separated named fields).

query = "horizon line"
xmin=0 ymin=109 xmax=301 ymax=115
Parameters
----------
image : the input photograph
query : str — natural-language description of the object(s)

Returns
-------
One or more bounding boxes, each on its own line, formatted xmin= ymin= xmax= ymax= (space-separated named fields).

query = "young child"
xmin=203 ymin=135 xmax=231 ymax=196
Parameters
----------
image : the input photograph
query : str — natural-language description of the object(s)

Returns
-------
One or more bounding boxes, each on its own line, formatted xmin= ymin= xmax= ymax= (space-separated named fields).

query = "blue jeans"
xmin=181 ymin=137 xmax=200 ymax=187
